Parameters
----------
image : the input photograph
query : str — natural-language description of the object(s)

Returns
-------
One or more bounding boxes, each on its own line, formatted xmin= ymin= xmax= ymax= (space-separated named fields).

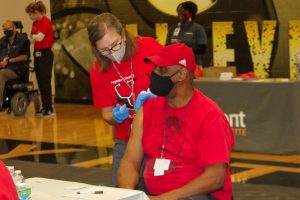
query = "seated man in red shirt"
xmin=0 ymin=161 xmax=19 ymax=200
xmin=117 ymin=44 xmax=234 ymax=200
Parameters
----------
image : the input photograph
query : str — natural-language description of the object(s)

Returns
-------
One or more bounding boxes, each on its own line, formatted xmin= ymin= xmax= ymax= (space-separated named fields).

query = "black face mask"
xmin=4 ymin=30 xmax=13 ymax=38
xmin=150 ymin=70 xmax=180 ymax=97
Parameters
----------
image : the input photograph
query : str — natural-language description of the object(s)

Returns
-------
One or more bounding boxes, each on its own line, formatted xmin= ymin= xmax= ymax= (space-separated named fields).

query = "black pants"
xmin=34 ymin=49 xmax=54 ymax=110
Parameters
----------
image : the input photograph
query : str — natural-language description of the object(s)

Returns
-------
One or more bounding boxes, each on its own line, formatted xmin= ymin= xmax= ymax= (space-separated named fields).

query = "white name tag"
xmin=154 ymin=158 xmax=170 ymax=176
xmin=35 ymin=51 xmax=42 ymax=57
xmin=173 ymin=27 xmax=180 ymax=36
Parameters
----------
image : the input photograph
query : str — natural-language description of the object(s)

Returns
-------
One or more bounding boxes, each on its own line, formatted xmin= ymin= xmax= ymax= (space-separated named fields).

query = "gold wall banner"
xmin=155 ymin=23 xmax=168 ymax=45
xmin=212 ymin=22 xmax=235 ymax=67
xmin=125 ymin=24 xmax=138 ymax=37
xmin=244 ymin=21 xmax=277 ymax=78
xmin=126 ymin=20 xmax=300 ymax=79
xmin=289 ymin=20 xmax=300 ymax=79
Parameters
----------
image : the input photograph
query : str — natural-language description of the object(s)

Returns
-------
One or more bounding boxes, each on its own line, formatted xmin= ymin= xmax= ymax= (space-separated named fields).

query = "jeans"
xmin=111 ymin=138 xmax=127 ymax=187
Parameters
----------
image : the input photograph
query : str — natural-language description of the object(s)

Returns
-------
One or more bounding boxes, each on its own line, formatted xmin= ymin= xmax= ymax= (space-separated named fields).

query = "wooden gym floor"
xmin=0 ymin=103 xmax=299 ymax=199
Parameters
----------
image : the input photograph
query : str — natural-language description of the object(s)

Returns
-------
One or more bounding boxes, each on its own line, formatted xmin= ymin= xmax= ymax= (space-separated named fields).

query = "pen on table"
xmin=77 ymin=191 xmax=104 ymax=194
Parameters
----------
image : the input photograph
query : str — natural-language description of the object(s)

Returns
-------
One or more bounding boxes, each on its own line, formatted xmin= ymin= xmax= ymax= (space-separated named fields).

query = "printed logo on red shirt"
xmin=144 ymin=115 xmax=188 ymax=175
xmin=111 ymin=74 xmax=136 ymax=111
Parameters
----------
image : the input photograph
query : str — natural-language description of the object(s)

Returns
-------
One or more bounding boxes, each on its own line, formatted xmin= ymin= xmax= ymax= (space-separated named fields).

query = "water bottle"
xmin=295 ymin=51 xmax=300 ymax=79
xmin=13 ymin=170 xmax=31 ymax=200
xmin=6 ymin=166 xmax=15 ymax=177
xmin=14 ymin=170 xmax=26 ymax=190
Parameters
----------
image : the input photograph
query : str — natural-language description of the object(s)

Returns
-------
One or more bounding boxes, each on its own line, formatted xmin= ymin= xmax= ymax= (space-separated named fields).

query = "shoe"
xmin=35 ymin=108 xmax=45 ymax=116
xmin=42 ymin=108 xmax=55 ymax=117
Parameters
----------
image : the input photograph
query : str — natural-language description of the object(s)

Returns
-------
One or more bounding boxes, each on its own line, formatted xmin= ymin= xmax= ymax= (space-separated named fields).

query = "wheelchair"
xmin=2 ymin=65 xmax=40 ymax=116
xmin=0 ymin=21 xmax=40 ymax=116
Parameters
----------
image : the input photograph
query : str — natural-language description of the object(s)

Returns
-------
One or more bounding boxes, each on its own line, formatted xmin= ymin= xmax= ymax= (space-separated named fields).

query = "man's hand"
xmin=135 ymin=90 xmax=156 ymax=113
xmin=112 ymin=104 xmax=129 ymax=123
xmin=0 ymin=60 xmax=8 ymax=68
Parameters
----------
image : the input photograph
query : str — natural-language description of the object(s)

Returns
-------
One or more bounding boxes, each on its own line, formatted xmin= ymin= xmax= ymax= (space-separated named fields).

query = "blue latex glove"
xmin=134 ymin=90 xmax=156 ymax=113
xmin=112 ymin=104 xmax=129 ymax=123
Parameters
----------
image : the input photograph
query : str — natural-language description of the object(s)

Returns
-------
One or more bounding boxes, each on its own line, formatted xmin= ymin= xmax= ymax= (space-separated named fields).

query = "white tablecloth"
xmin=26 ymin=177 xmax=149 ymax=200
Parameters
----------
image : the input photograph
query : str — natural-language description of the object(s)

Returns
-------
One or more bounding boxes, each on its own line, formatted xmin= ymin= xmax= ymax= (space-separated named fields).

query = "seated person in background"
xmin=0 ymin=160 xmax=19 ymax=200
xmin=0 ymin=20 xmax=30 ymax=110
xmin=118 ymin=44 xmax=234 ymax=200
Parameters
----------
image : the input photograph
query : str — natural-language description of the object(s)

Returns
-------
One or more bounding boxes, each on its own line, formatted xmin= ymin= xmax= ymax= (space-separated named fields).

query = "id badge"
xmin=173 ymin=27 xmax=180 ymax=36
xmin=153 ymin=158 xmax=170 ymax=176
xmin=35 ymin=51 xmax=42 ymax=57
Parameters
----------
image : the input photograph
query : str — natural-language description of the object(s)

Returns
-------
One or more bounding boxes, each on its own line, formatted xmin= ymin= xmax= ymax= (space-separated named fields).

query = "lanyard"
xmin=160 ymin=98 xmax=191 ymax=159
xmin=7 ymin=43 xmax=12 ymax=57
xmin=112 ymin=59 xmax=136 ymax=106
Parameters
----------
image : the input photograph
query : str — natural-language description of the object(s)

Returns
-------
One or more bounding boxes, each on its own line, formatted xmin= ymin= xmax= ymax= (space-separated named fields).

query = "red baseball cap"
xmin=145 ymin=43 xmax=197 ymax=72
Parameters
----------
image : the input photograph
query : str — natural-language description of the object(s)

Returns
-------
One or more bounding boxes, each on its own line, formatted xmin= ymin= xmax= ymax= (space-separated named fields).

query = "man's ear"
xmin=177 ymin=68 xmax=188 ymax=81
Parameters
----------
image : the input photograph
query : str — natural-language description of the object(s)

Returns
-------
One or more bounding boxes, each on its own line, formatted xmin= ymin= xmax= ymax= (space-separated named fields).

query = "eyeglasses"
xmin=97 ymin=41 xmax=123 ymax=56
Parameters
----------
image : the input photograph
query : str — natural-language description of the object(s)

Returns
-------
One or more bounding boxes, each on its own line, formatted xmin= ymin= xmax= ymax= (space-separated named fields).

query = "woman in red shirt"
xmin=26 ymin=1 xmax=54 ymax=116
xmin=87 ymin=13 xmax=162 ymax=186
xmin=0 ymin=161 xmax=19 ymax=200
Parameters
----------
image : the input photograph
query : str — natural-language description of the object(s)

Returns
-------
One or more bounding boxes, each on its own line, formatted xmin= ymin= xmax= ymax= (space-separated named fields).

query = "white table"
xmin=26 ymin=177 xmax=149 ymax=200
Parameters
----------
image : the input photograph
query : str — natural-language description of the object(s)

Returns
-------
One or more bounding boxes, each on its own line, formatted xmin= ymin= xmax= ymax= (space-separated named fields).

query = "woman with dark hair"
xmin=25 ymin=0 xmax=54 ymax=116
xmin=87 ymin=13 xmax=162 ymax=186
xmin=166 ymin=1 xmax=207 ymax=68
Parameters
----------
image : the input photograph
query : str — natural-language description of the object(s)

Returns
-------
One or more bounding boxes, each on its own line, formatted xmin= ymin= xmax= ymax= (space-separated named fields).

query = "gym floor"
xmin=0 ymin=104 xmax=299 ymax=199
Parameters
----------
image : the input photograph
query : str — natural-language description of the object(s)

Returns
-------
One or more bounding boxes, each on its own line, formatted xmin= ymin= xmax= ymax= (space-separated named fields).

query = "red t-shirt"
xmin=31 ymin=16 xmax=54 ymax=50
xmin=0 ymin=161 xmax=19 ymax=200
xmin=90 ymin=37 xmax=163 ymax=142
xmin=142 ymin=89 xmax=235 ymax=200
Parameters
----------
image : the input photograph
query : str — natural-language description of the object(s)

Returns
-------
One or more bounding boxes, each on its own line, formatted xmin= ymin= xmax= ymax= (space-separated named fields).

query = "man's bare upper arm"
xmin=122 ymin=107 xmax=144 ymax=170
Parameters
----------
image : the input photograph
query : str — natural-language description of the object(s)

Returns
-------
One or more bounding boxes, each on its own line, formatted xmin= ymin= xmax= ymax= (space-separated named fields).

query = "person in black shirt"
xmin=0 ymin=20 xmax=30 ymax=110
xmin=166 ymin=1 xmax=207 ymax=67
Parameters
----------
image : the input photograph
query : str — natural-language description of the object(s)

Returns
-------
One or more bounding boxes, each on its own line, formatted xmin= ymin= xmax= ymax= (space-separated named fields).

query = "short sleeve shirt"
xmin=31 ymin=16 xmax=54 ymax=49
xmin=0 ymin=32 xmax=30 ymax=76
xmin=0 ymin=161 xmax=19 ymax=200
xmin=166 ymin=21 xmax=207 ymax=65
xmin=90 ymin=37 xmax=163 ymax=141
xmin=142 ymin=89 xmax=234 ymax=200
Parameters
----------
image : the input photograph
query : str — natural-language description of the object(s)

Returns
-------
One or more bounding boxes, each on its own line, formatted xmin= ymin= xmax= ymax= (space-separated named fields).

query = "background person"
xmin=118 ymin=44 xmax=234 ymax=200
xmin=0 ymin=20 xmax=30 ymax=111
xmin=26 ymin=0 xmax=54 ymax=116
xmin=0 ymin=161 xmax=19 ymax=200
xmin=87 ymin=13 xmax=162 ymax=186
xmin=166 ymin=1 xmax=207 ymax=68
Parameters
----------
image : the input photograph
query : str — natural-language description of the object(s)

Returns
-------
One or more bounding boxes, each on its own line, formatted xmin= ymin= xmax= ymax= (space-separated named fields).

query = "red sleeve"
xmin=197 ymin=110 xmax=234 ymax=167
xmin=90 ymin=62 xmax=115 ymax=108
xmin=138 ymin=37 xmax=163 ymax=57
xmin=38 ymin=17 xmax=52 ymax=35
xmin=31 ymin=21 xmax=37 ymax=35
xmin=0 ymin=161 xmax=19 ymax=200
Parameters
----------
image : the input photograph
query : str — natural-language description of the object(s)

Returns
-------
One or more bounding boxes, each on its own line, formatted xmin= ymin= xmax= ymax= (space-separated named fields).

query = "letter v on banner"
xmin=244 ymin=20 xmax=277 ymax=78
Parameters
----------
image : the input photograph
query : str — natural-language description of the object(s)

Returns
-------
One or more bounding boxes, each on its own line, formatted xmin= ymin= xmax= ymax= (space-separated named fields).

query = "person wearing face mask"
xmin=118 ymin=44 xmax=234 ymax=200
xmin=87 ymin=13 xmax=163 ymax=186
xmin=166 ymin=1 xmax=207 ymax=71
xmin=25 ymin=1 xmax=54 ymax=116
xmin=0 ymin=20 xmax=30 ymax=111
